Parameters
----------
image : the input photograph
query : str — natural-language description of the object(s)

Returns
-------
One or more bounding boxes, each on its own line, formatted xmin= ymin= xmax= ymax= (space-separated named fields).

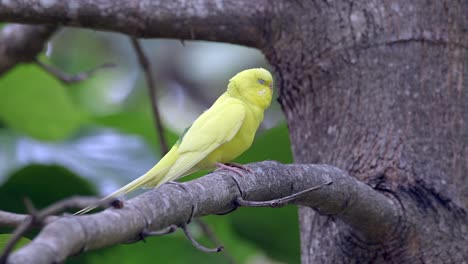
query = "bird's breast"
xmin=201 ymin=106 xmax=262 ymax=167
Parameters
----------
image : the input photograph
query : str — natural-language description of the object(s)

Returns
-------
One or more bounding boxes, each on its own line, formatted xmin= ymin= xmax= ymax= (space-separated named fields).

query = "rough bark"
xmin=0 ymin=0 xmax=467 ymax=263
xmin=264 ymin=0 xmax=468 ymax=263
xmin=6 ymin=162 xmax=400 ymax=264
xmin=0 ymin=0 xmax=268 ymax=48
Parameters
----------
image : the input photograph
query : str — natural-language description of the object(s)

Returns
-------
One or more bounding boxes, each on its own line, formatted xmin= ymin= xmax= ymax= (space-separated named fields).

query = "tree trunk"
xmin=264 ymin=0 xmax=468 ymax=263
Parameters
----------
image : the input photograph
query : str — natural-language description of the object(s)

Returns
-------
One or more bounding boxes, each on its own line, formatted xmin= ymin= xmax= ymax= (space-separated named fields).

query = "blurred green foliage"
xmin=0 ymin=234 xmax=30 ymax=252
xmin=0 ymin=164 xmax=96 ymax=214
xmin=0 ymin=64 xmax=85 ymax=141
xmin=94 ymin=110 xmax=179 ymax=151
xmin=238 ymin=124 xmax=293 ymax=164
xmin=0 ymin=32 xmax=297 ymax=263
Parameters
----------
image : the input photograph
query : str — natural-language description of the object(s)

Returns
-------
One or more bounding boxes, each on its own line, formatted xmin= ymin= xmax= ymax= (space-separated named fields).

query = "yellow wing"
xmin=75 ymin=98 xmax=245 ymax=215
xmin=156 ymin=98 xmax=246 ymax=185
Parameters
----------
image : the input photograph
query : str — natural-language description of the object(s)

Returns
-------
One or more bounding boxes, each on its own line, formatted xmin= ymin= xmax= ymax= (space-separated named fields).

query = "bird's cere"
xmin=258 ymin=88 xmax=267 ymax=96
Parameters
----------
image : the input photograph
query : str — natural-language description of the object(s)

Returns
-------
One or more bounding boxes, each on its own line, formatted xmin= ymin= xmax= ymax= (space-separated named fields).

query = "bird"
xmin=75 ymin=68 xmax=273 ymax=215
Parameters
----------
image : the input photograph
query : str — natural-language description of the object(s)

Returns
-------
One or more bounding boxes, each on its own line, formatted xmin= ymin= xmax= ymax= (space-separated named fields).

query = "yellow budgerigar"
xmin=76 ymin=68 xmax=273 ymax=214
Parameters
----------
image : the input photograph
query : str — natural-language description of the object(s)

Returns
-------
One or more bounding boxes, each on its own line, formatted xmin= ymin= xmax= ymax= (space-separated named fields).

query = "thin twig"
xmin=38 ymin=196 xmax=103 ymax=217
xmin=0 ymin=198 xmax=39 ymax=264
xmin=0 ymin=196 xmax=102 ymax=263
xmin=181 ymin=224 xmax=223 ymax=253
xmin=195 ymin=220 xmax=238 ymax=264
xmin=130 ymin=37 xmax=169 ymax=154
xmin=23 ymin=198 xmax=37 ymax=216
xmin=35 ymin=59 xmax=115 ymax=84
xmin=0 ymin=211 xmax=29 ymax=228
xmin=0 ymin=211 xmax=60 ymax=229
xmin=164 ymin=65 xmax=212 ymax=109
xmin=0 ymin=217 xmax=34 ymax=264
xmin=0 ymin=197 xmax=99 ymax=227
xmin=125 ymin=225 xmax=178 ymax=244
xmin=142 ymin=225 xmax=177 ymax=237
xmin=236 ymin=180 xmax=332 ymax=208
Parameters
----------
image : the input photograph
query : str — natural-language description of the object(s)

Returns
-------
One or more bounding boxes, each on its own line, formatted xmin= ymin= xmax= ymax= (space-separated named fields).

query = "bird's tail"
xmin=74 ymin=172 xmax=155 ymax=215
xmin=74 ymin=146 xmax=179 ymax=215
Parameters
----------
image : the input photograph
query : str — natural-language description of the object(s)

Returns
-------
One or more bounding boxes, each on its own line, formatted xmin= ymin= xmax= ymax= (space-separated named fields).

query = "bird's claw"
xmin=215 ymin=163 xmax=252 ymax=177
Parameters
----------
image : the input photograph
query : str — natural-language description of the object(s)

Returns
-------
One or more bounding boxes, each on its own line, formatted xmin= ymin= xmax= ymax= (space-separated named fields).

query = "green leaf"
xmin=0 ymin=164 xmax=96 ymax=213
xmin=0 ymin=234 xmax=30 ymax=251
xmin=0 ymin=64 xmax=85 ymax=141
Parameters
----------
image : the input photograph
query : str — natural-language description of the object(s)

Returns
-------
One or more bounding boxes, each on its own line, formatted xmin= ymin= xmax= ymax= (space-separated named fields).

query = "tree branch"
xmin=0 ymin=24 xmax=56 ymax=74
xmin=0 ymin=0 xmax=270 ymax=48
xmin=0 ymin=196 xmax=106 ymax=228
xmin=5 ymin=161 xmax=402 ymax=264
xmin=0 ymin=196 xmax=107 ymax=224
xmin=0 ymin=211 xmax=29 ymax=228
xmin=130 ymin=37 xmax=169 ymax=154
xmin=35 ymin=59 xmax=116 ymax=84
xmin=0 ymin=196 xmax=103 ymax=263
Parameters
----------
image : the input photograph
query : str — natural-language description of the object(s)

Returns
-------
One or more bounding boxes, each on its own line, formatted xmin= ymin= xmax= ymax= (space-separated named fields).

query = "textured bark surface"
xmin=0 ymin=0 xmax=267 ymax=47
xmin=6 ymin=162 xmax=401 ymax=264
xmin=264 ymin=0 xmax=468 ymax=263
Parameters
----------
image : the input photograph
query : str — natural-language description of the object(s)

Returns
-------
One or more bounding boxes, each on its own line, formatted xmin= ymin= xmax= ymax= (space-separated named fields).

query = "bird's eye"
xmin=258 ymin=79 xmax=266 ymax=85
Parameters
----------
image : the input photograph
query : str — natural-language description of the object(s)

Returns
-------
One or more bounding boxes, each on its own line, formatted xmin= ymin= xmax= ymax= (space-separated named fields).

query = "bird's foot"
xmin=215 ymin=163 xmax=253 ymax=177
xmin=225 ymin=162 xmax=254 ymax=174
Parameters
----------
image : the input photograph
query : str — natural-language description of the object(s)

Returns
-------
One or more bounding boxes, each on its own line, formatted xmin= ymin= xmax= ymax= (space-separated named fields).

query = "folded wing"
xmin=156 ymin=99 xmax=246 ymax=185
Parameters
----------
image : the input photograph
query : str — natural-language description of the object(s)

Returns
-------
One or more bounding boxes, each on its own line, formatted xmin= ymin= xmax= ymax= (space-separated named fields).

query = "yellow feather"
xmin=75 ymin=68 xmax=273 ymax=215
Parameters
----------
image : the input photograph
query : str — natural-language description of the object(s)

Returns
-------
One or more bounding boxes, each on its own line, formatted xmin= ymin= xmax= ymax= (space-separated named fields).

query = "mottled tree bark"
xmin=0 ymin=0 xmax=267 ymax=48
xmin=264 ymin=0 xmax=468 ymax=262
xmin=0 ymin=0 xmax=467 ymax=263
xmin=5 ymin=162 xmax=401 ymax=264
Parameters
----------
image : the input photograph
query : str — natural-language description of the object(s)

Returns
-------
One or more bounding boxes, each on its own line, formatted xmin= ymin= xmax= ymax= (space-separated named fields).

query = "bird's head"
xmin=227 ymin=68 xmax=273 ymax=109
